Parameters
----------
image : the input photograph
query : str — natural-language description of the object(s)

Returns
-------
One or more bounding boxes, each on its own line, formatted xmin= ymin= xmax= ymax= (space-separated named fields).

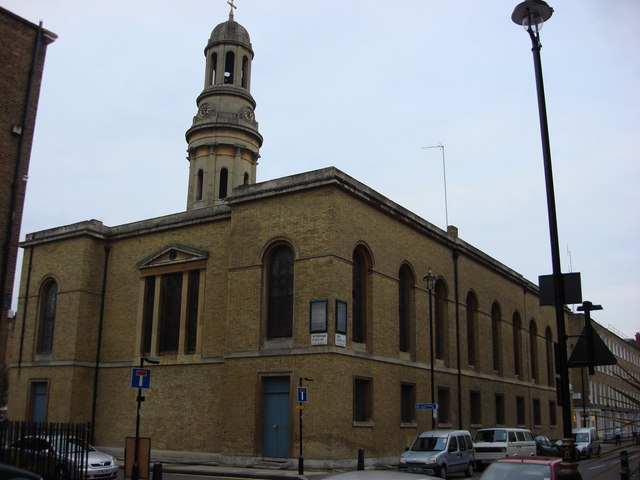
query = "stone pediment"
xmin=137 ymin=243 xmax=209 ymax=270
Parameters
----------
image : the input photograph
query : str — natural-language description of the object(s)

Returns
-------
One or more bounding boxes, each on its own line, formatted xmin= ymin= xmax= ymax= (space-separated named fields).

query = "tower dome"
xmin=185 ymin=8 xmax=262 ymax=210
xmin=209 ymin=15 xmax=252 ymax=49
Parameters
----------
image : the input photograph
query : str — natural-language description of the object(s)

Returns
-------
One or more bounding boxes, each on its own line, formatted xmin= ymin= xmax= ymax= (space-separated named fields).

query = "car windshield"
xmin=411 ymin=436 xmax=447 ymax=452
xmin=482 ymin=462 xmax=551 ymax=480
xmin=474 ymin=430 xmax=507 ymax=443
xmin=573 ymin=433 xmax=589 ymax=443
xmin=50 ymin=437 xmax=96 ymax=454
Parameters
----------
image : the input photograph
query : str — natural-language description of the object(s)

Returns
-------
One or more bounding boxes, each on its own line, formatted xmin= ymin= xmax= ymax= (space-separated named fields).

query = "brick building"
xmin=8 ymin=9 xmax=567 ymax=466
xmin=0 ymin=6 xmax=56 ymax=408
xmin=567 ymin=315 xmax=640 ymax=441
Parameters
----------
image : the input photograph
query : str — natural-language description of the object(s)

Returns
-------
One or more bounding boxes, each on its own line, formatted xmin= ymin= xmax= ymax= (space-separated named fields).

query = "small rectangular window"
xmin=470 ymin=390 xmax=482 ymax=425
xmin=495 ymin=394 xmax=505 ymax=425
xmin=354 ymin=377 xmax=372 ymax=423
xmin=533 ymin=398 xmax=541 ymax=426
xmin=516 ymin=396 xmax=526 ymax=425
xmin=401 ymin=383 xmax=415 ymax=424
xmin=438 ymin=387 xmax=450 ymax=424
xmin=549 ymin=400 xmax=557 ymax=425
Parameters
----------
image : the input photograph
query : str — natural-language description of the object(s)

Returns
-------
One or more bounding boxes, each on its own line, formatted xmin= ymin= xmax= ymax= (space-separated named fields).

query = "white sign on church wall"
xmin=311 ymin=333 xmax=328 ymax=345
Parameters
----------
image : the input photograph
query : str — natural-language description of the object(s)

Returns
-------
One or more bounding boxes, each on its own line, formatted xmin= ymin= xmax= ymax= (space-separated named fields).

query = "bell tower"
xmin=185 ymin=4 xmax=262 ymax=209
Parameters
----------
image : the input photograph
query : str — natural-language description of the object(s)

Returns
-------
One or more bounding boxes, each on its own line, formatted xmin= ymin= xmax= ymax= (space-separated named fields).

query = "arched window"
xmin=219 ymin=168 xmax=228 ymax=199
xmin=398 ymin=265 xmax=414 ymax=353
xmin=530 ymin=319 xmax=539 ymax=382
xmin=241 ymin=55 xmax=249 ymax=88
xmin=434 ymin=280 xmax=448 ymax=360
xmin=37 ymin=279 xmax=58 ymax=354
xmin=352 ymin=247 xmax=371 ymax=344
xmin=466 ymin=291 xmax=478 ymax=366
xmin=545 ymin=327 xmax=554 ymax=386
xmin=267 ymin=244 xmax=294 ymax=339
xmin=224 ymin=51 xmax=235 ymax=84
xmin=513 ymin=312 xmax=522 ymax=376
xmin=243 ymin=172 xmax=249 ymax=185
xmin=210 ymin=52 xmax=217 ymax=85
xmin=491 ymin=302 xmax=502 ymax=373
xmin=196 ymin=169 xmax=204 ymax=201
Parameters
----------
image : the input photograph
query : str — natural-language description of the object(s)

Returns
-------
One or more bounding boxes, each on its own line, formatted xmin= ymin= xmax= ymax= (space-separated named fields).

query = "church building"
xmin=8 ymin=8 xmax=564 ymax=467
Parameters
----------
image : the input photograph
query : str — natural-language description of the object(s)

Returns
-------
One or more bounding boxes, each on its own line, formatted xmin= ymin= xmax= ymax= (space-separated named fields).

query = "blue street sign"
xmin=416 ymin=403 xmax=438 ymax=410
xmin=131 ymin=368 xmax=151 ymax=389
xmin=297 ymin=387 xmax=308 ymax=402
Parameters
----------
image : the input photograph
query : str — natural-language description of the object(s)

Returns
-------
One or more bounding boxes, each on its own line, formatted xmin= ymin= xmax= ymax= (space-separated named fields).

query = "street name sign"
xmin=416 ymin=403 xmax=438 ymax=410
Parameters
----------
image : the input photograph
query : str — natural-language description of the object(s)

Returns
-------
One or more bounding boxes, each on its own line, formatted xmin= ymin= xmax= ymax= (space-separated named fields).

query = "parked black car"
xmin=534 ymin=435 xmax=561 ymax=457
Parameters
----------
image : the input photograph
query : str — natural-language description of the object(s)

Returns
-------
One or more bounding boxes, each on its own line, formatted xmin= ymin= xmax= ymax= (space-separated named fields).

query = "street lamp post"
xmin=423 ymin=269 xmax=437 ymax=429
xmin=298 ymin=377 xmax=314 ymax=475
xmin=132 ymin=356 xmax=159 ymax=480
xmin=511 ymin=2 xmax=580 ymax=478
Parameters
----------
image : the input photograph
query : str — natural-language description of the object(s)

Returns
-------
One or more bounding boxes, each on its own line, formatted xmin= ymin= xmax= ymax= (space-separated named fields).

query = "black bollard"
xmin=152 ymin=462 xmax=163 ymax=480
xmin=357 ymin=448 xmax=365 ymax=471
xmin=619 ymin=451 xmax=629 ymax=480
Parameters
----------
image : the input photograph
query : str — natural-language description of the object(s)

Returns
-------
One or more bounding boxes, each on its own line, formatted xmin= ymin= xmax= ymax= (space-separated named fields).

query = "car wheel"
xmin=464 ymin=462 xmax=473 ymax=478
xmin=439 ymin=465 xmax=447 ymax=479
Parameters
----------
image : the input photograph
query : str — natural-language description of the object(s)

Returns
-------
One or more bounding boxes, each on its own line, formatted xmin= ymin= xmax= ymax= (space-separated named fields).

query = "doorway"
xmin=262 ymin=376 xmax=290 ymax=458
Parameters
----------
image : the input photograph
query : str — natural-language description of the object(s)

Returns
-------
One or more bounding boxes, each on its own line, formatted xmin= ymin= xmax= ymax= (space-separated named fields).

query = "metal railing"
xmin=0 ymin=421 xmax=92 ymax=480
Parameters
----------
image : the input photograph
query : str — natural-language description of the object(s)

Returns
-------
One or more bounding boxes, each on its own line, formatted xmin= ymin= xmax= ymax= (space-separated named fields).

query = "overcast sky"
xmin=4 ymin=0 xmax=639 ymax=339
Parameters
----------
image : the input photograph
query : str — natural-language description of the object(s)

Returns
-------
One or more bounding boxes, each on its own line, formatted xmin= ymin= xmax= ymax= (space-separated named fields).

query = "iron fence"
xmin=0 ymin=421 xmax=92 ymax=480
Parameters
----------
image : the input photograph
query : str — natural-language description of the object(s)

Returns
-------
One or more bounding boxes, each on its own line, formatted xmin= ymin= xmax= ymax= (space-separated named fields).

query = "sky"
xmin=4 ymin=0 xmax=639 ymax=339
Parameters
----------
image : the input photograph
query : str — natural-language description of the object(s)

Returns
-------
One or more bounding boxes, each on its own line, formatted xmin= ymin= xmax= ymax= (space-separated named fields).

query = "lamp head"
xmin=423 ymin=269 xmax=437 ymax=292
xmin=512 ymin=0 xmax=553 ymax=33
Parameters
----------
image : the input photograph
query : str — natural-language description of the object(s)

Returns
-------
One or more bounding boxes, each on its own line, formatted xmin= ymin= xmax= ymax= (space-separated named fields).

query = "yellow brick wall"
xmin=8 ymin=179 xmax=562 ymax=462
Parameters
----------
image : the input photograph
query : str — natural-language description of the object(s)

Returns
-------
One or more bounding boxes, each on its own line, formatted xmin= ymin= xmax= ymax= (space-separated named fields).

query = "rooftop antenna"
xmin=421 ymin=143 xmax=449 ymax=227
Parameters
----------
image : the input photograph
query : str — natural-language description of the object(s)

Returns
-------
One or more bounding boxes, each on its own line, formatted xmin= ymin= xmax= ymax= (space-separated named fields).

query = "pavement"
xmin=110 ymin=438 xmax=640 ymax=480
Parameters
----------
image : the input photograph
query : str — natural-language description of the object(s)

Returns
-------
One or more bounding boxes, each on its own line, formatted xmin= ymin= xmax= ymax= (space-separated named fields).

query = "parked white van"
xmin=573 ymin=427 xmax=601 ymax=458
xmin=473 ymin=428 xmax=536 ymax=468
xmin=399 ymin=429 xmax=475 ymax=478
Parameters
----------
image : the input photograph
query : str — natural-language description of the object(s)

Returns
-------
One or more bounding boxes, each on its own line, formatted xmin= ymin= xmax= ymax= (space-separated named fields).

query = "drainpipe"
xmin=447 ymin=226 xmax=462 ymax=429
xmin=91 ymin=245 xmax=110 ymax=443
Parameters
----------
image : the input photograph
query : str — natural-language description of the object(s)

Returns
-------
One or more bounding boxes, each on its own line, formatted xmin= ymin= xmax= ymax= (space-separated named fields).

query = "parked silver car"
xmin=5 ymin=436 xmax=118 ymax=480
xmin=399 ymin=429 xmax=475 ymax=478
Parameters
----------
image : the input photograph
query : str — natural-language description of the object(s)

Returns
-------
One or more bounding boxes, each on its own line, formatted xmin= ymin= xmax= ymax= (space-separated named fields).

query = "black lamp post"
xmin=298 ymin=376 xmax=314 ymax=475
xmin=511 ymin=2 xmax=580 ymax=477
xmin=132 ymin=356 xmax=159 ymax=480
xmin=423 ymin=269 xmax=437 ymax=429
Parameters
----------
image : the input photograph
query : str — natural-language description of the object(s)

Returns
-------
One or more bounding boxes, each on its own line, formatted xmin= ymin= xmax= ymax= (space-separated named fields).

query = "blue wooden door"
xmin=262 ymin=377 xmax=290 ymax=458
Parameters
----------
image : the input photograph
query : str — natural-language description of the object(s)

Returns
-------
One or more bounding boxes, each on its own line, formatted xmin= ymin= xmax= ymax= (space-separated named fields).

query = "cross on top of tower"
xmin=227 ymin=0 xmax=237 ymax=20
